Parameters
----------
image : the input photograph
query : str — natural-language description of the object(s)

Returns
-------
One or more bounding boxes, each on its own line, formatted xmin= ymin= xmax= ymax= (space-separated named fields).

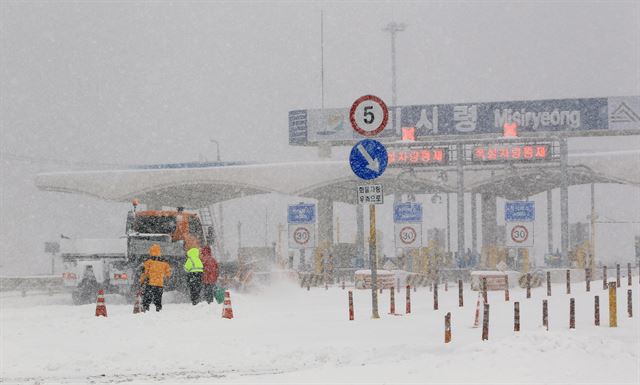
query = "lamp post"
xmin=382 ymin=21 xmax=406 ymax=133
xmin=210 ymin=139 xmax=224 ymax=259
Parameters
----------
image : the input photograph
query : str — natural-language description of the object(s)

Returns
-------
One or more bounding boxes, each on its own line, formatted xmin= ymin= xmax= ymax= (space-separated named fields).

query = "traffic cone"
xmin=473 ymin=291 xmax=483 ymax=328
xmin=95 ymin=289 xmax=107 ymax=317
xmin=133 ymin=290 xmax=143 ymax=314
xmin=221 ymin=290 xmax=234 ymax=319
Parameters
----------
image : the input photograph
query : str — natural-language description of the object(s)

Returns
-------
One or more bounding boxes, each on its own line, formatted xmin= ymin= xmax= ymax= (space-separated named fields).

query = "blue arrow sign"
xmin=349 ymin=139 xmax=388 ymax=180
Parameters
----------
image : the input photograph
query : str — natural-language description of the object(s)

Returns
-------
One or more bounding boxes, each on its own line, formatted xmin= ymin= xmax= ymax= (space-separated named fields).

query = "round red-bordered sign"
xmin=399 ymin=226 xmax=417 ymax=245
xmin=293 ymin=227 xmax=311 ymax=245
xmin=510 ymin=225 xmax=529 ymax=243
xmin=349 ymin=95 xmax=389 ymax=137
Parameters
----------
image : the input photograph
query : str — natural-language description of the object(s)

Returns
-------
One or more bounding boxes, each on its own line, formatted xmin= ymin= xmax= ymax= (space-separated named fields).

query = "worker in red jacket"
xmin=200 ymin=246 xmax=219 ymax=304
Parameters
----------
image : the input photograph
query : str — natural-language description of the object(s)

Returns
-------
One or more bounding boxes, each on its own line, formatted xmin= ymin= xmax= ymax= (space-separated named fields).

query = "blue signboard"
xmin=505 ymin=201 xmax=535 ymax=222
xmin=289 ymin=96 xmax=640 ymax=145
xmin=288 ymin=203 xmax=316 ymax=224
xmin=349 ymin=139 xmax=388 ymax=180
xmin=394 ymin=202 xmax=423 ymax=223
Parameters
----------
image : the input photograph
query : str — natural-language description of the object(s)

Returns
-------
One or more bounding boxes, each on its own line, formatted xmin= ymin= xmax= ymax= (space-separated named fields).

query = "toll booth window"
xmin=188 ymin=216 xmax=205 ymax=244
xmin=134 ymin=216 xmax=177 ymax=234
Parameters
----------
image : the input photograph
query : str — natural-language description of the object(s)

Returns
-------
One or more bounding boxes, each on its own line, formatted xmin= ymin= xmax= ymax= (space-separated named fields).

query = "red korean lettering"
xmin=523 ymin=146 xmax=534 ymax=159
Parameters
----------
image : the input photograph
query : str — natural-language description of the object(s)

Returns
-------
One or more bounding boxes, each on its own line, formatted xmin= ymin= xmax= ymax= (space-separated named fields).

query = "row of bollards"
xmin=344 ymin=272 xmax=635 ymax=345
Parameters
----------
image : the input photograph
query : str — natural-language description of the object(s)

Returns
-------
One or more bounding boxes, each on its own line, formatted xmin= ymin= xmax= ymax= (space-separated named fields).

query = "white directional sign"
xmin=288 ymin=224 xmax=315 ymax=249
xmin=505 ymin=222 xmax=534 ymax=247
xmin=395 ymin=223 xmax=422 ymax=249
xmin=357 ymin=184 xmax=384 ymax=205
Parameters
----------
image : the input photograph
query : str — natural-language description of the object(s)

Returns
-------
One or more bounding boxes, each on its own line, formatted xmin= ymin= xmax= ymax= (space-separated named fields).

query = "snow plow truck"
xmin=62 ymin=202 xmax=208 ymax=304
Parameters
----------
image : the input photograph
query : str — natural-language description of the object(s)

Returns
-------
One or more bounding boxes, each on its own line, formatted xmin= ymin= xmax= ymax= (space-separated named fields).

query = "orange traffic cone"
xmin=133 ymin=290 xmax=143 ymax=314
xmin=221 ymin=290 xmax=234 ymax=319
xmin=95 ymin=289 xmax=107 ymax=317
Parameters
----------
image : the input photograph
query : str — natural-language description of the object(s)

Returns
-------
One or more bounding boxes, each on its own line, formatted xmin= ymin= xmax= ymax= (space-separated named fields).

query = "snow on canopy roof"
xmin=34 ymin=149 xmax=639 ymax=206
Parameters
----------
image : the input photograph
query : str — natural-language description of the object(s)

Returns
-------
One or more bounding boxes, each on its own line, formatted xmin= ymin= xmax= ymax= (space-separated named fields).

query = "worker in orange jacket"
xmin=140 ymin=244 xmax=172 ymax=312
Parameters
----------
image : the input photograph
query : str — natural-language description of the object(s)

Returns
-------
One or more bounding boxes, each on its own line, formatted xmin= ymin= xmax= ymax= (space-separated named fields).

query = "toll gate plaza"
xmin=35 ymin=95 xmax=640 ymax=273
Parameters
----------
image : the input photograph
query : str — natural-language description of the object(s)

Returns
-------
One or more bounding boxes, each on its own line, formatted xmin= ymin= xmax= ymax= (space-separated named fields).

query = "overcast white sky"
xmin=1 ymin=1 xmax=639 ymax=274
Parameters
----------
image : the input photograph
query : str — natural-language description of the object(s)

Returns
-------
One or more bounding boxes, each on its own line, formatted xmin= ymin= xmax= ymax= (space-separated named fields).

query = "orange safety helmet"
xmin=149 ymin=244 xmax=162 ymax=257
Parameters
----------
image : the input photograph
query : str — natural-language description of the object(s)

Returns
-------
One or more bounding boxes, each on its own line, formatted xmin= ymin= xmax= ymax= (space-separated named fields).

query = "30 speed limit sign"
xmin=395 ymin=224 xmax=422 ymax=248
xmin=288 ymin=224 xmax=315 ymax=249
xmin=350 ymin=95 xmax=389 ymax=137
xmin=505 ymin=222 xmax=534 ymax=247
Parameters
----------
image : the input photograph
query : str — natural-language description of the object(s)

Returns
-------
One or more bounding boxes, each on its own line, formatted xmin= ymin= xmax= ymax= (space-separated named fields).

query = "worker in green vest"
xmin=184 ymin=247 xmax=204 ymax=305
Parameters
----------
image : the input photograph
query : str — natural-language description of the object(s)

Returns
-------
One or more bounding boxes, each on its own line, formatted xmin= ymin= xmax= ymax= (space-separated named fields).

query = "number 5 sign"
xmin=350 ymin=95 xmax=389 ymax=137
xmin=505 ymin=222 xmax=534 ymax=247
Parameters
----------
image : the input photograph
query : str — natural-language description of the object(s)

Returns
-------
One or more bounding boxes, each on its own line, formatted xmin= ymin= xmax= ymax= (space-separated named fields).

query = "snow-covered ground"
xmin=1 ymin=277 xmax=639 ymax=384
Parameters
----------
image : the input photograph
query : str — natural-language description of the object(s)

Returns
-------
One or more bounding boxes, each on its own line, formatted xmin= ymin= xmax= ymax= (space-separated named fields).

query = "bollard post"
xmin=504 ymin=275 xmax=510 ymax=302
xmin=608 ymin=282 xmax=617 ymax=327
xmin=628 ymin=289 xmax=633 ymax=318
xmin=514 ymin=302 xmax=520 ymax=332
xmin=325 ymin=281 xmax=328 ymax=290
xmin=406 ymin=285 xmax=411 ymax=314
xmin=482 ymin=277 xmax=488 ymax=304
xmin=433 ymin=282 xmax=439 ymax=310
xmin=458 ymin=279 xmax=464 ymax=307
xmin=413 ymin=285 xmax=416 ymax=293
xmin=594 ymin=295 xmax=600 ymax=326
xmin=570 ymin=298 xmax=575 ymax=329
xmin=566 ymin=269 xmax=571 ymax=294
xmin=389 ymin=286 xmax=396 ymax=315
xmin=473 ymin=292 xmax=482 ymax=328
xmin=586 ymin=268 xmax=591 ymax=292
xmin=444 ymin=312 xmax=452 ymax=343
xmin=547 ymin=271 xmax=551 ymax=296
xmin=602 ymin=266 xmax=607 ymax=290
xmin=481 ymin=304 xmax=489 ymax=341
xmin=616 ymin=264 xmax=621 ymax=288
xmin=628 ymin=263 xmax=632 ymax=286
xmin=307 ymin=281 xmax=310 ymax=291
xmin=526 ymin=273 xmax=531 ymax=299
xmin=348 ymin=291 xmax=354 ymax=321
xmin=342 ymin=279 xmax=345 ymax=290
xmin=543 ymin=299 xmax=549 ymax=331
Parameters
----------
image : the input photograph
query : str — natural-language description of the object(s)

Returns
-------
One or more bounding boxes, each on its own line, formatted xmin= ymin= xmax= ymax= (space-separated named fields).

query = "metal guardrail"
xmin=0 ymin=276 xmax=64 ymax=293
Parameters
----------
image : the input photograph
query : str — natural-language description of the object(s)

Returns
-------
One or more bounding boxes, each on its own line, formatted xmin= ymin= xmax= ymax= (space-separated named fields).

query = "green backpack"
xmin=213 ymin=286 xmax=226 ymax=304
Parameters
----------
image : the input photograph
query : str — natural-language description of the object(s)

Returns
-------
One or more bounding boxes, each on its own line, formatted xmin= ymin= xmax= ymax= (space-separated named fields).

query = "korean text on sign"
xmin=388 ymin=148 xmax=447 ymax=167
xmin=472 ymin=144 xmax=549 ymax=162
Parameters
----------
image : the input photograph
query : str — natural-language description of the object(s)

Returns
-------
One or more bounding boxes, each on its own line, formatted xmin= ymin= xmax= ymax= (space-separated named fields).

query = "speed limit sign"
xmin=294 ymin=227 xmax=310 ymax=245
xmin=288 ymin=224 xmax=315 ymax=249
xmin=399 ymin=226 xmax=417 ymax=245
xmin=506 ymin=222 xmax=534 ymax=247
xmin=394 ymin=223 xmax=422 ymax=248
xmin=350 ymin=95 xmax=389 ymax=137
